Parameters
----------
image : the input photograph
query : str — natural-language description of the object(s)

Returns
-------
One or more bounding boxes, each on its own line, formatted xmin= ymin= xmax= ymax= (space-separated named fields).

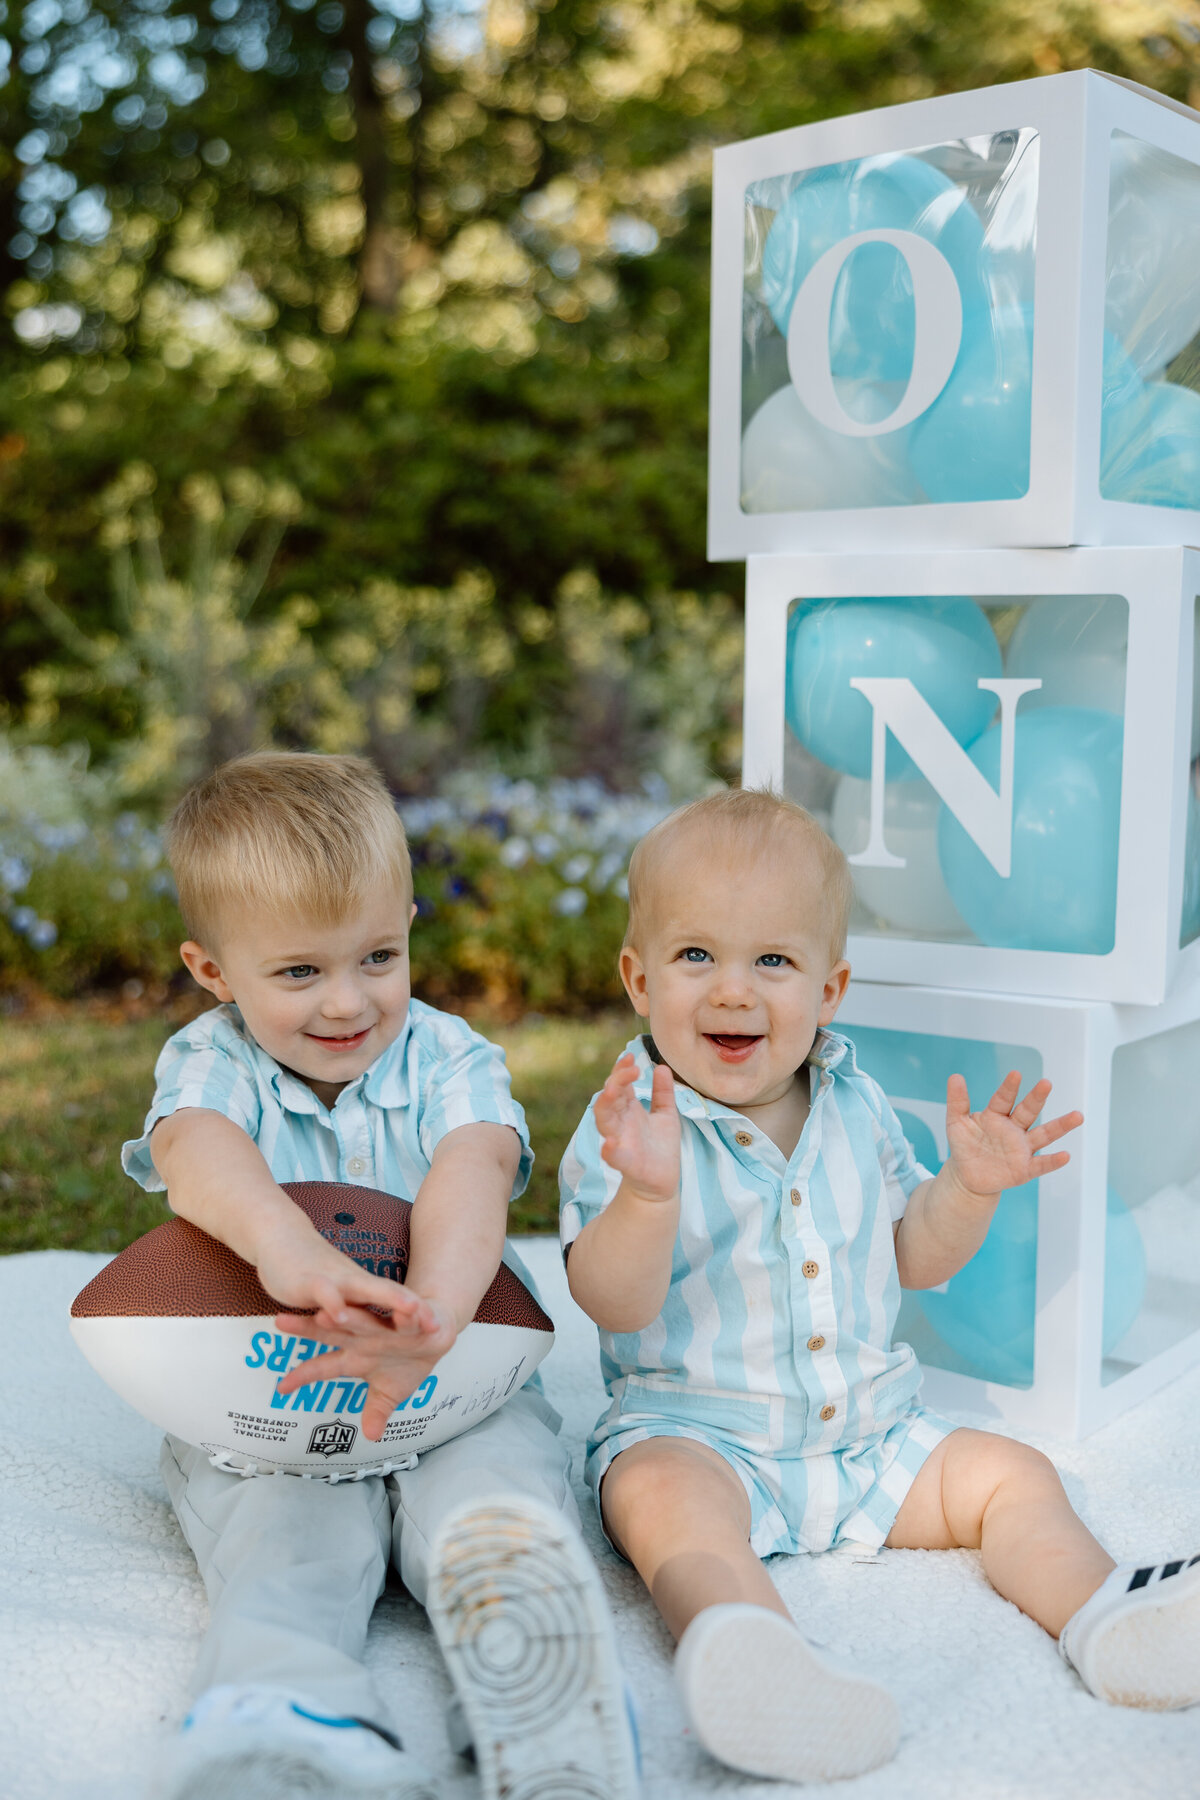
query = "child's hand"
xmin=944 ymin=1071 xmax=1083 ymax=1201
xmin=595 ymin=1053 xmax=680 ymax=1203
xmin=273 ymin=1290 xmax=457 ymax=1442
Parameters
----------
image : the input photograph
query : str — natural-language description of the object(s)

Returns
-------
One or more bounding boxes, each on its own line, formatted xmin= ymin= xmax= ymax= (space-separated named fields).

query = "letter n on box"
xmin=837 ymin=978 xmax=1200 ymax=1439
xmin=710 ymin=69 xmax=1200 ymax=557
xmin=743 ymin=546 xmax=1200 ymax=1006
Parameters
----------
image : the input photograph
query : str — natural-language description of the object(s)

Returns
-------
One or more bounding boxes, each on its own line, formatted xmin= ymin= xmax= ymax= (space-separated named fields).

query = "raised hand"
xmin=944 ymin=1070 xmax=1083 ymax=1201
xmin=595 ymin=1053 xmax=681 ymax=1203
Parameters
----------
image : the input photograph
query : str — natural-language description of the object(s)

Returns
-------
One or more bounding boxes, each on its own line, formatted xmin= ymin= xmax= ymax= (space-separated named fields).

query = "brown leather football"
xmin=71 ymin=1180 xmax=553 ymax=1331
xmin=68 ymin=1181 xmax=555 ymax=1478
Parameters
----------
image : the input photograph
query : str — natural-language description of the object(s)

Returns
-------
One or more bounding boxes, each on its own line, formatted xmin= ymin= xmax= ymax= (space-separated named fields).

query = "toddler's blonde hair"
xmin=167 ymin=752 xmax=412 ymax=947
xmin=626 ymin=788 xmax=853 ymax=960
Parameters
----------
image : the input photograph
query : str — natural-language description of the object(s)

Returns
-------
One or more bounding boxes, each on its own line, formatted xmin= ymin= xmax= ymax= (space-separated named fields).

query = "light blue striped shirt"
xmin=123 ymin=999 xmax=535 ymax=1286
xmin=559 ymin=1029 xmax=934 ymax=1453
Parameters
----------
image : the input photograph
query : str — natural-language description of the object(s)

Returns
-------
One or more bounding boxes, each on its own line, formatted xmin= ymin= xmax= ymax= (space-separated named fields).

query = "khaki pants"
xmin=160 ymin=1385 xmax=577 ymax=1731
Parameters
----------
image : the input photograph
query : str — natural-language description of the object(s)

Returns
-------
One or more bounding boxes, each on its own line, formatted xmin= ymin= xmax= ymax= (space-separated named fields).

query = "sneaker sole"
xmin=681 ymin=1609 xmax=900 ymax=1783
xmin=428 ymin=1496 xmax=639 ymax=1800
xmin=162 ymin=1742 xmax=436 ymax=1800
xmin=1089 ymin=1561 xmax=1200 ymax=1710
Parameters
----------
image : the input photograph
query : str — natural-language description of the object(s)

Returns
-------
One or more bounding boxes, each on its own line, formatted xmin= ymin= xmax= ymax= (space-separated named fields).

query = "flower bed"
xmin=1 ymin=762 xmax=676 ymax=1012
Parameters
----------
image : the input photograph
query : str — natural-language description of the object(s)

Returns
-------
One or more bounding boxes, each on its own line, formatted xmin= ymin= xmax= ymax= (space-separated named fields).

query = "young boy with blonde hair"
xmin=123 ymin=752 xmax=638 ymax=1800
xmin=560 ymin=787 xmax=1200 ymax=1784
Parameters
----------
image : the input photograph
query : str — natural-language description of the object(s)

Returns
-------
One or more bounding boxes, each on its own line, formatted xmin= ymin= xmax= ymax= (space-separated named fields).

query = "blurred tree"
xmin=4 ymin=0 xmax=1200 ymax=784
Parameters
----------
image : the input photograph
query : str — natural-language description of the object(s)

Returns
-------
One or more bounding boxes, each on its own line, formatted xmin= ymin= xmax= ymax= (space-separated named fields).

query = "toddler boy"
xmin=122 ymin=751 xmax=638 ymax=1800
xmin=560 ymin=787 xmax=1200 ymax=1784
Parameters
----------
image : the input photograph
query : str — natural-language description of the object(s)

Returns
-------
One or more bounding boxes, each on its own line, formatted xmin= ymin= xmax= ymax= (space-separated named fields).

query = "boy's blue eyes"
xmin=280 ymin=950 xmax=396 ymax=978
xmin=679 ymin=948 xmax=790 ymax=968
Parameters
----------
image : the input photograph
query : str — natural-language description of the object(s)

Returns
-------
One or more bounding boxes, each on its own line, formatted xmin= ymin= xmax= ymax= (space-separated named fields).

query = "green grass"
xmin=0 ymin=1006 xmax=635 ymax=1253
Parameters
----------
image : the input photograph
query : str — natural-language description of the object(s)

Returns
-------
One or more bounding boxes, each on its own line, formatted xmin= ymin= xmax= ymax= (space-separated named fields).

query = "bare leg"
xmin=603 ymin=1438 xmax=899 ymax=1783
xmin=886 ymin=1427 xmax=1115 ymax=1637
xmin=600 ymin=1437 xmax=788 ymax=1640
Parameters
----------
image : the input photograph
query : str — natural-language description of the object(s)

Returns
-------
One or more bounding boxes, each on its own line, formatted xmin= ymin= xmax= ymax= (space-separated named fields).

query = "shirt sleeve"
xmin=121 ymin=1024 xmax=263 ymax=1192
xmin=559 ymin=1099 xmax=623 ymax=1257
xmin=862 ymin=1076 xmax=937 ymax=1223
xmin=416 ymin=1018 xmax=533 ymax=1202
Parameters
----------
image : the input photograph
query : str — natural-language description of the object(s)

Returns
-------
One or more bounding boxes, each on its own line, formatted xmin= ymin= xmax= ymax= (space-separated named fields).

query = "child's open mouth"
xmin=306 ymin=1028 xmax=371 ymax=1052
xmin=705 ymin=1033 xmax=763 ymax=1063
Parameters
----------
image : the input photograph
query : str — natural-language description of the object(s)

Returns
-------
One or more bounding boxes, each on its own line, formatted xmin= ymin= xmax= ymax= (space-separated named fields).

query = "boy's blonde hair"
xmin=626 ymin=788 xmax=853 ymax=960
xmin=167 ymin=752 xmax=412 ymax=947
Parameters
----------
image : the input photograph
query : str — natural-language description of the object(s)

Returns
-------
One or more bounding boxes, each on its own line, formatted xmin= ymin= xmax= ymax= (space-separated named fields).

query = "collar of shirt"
xmin=635 ymin=1026 xmax=860 ymax=1126
xmin=229 ymin=1006 xmax=415 ymax=1116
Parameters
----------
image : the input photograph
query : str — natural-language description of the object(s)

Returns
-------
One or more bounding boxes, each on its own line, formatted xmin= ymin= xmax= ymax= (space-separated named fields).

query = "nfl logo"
xmin=308 ymin=1418 xmax=358 ymax=1458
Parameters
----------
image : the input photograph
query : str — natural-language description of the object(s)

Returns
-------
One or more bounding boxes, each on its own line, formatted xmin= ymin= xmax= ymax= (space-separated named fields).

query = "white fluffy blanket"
xmin=5 ymin=1241 xmax=1200 ymax=1800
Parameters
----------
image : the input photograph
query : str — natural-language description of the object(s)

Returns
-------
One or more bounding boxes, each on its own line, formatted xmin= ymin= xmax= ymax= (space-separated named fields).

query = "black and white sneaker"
xmin=1059 ymin=1557 xmax=1200 ymax=1709
xmin=428 ymin=1495 xmax=640 ymax=1800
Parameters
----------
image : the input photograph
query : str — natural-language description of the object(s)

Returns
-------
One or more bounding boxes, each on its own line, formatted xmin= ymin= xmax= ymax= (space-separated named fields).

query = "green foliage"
xmin=4 ymin=0 xmax=1200 ymax=786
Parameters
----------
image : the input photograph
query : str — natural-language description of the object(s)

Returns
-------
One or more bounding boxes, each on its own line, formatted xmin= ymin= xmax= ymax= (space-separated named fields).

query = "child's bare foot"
xmin=674 ymin=1603 xmax=899 ymax=1783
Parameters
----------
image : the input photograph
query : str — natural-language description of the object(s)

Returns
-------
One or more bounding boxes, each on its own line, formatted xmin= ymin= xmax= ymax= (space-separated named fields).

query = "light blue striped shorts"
xmin=586 ymin=1396 xmax=959 ymax=1559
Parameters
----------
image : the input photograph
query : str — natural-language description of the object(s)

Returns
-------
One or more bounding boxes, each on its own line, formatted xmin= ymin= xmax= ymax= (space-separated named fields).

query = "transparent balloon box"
xmin=743 ymin=546 xmax=1200 ymax=1006
xmin=711 ymin=69 xmax=1200 ymax=557
xmin=837 ymin=977 xmax=1200 ymax=1436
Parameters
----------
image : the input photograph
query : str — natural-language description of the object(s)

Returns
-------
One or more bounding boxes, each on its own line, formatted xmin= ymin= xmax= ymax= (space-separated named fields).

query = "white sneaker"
xmin=155 ymin=1684 xmax=438 ymax=1800
xmin=428 ymin=1495 xmax=640 ymax=1800
xmin=674 ymin=1603 xmax=900 ymax=1784
xmin=1059 ymin=1555 xmax=1200 ymax=1709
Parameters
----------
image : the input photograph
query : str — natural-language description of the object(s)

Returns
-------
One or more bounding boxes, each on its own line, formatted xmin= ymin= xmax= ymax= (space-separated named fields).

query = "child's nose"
xmin=710 ymin=966 xmax=756 ymax=1004
xmin=321 ymin=971 xmax=367 ymax=1017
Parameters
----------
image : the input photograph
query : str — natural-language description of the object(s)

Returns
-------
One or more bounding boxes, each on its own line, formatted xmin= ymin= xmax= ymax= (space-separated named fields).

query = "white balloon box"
xmin=744 ymin=545 xmax=1200 ymax=1005
xmin=712 ymin=70 xmax=1200 ymax=556
xmin=838 ymin=976 xmax=1200 ymax=1438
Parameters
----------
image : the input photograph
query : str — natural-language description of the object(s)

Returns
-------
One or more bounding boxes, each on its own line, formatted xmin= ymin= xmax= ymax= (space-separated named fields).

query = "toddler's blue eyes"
xmin=366 ymin=950 xmax=393 ymax=965
xmin=759 ymin=954 xmax=786 ymax=967
xmin=286 ymin=965 xmax=316 ymax=979
xmin=682 ymin=947 xmax=710 ymax=963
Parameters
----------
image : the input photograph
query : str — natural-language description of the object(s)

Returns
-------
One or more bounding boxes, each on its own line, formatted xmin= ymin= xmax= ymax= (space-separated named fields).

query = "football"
xmin=69 ymin=1180 xmax=555 ymax=1479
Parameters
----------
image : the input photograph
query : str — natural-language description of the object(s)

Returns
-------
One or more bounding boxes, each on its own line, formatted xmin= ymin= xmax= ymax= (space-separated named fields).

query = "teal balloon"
xmin=893 ymin=1109 xmax=941 ymax=1177
xmin=918 ymin=1187 xmax=1145 ymax=1386
xmin=785 ymin=597 xmax=1001 ymax=781
xmin=1105 ymin=378 xmax=1200 ymax=510
xmin=761 ymin=155 xmax=990 ymax=387
xmin=937 ymin=707 xmax=1123 ymax=954
xmin=909 ymin=305 xmax=1033 ymax=502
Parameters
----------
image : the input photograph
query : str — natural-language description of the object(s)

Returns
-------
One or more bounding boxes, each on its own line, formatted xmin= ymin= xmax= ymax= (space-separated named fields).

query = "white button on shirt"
xmin=559 ymin=1030 xmax=934 ymax=1454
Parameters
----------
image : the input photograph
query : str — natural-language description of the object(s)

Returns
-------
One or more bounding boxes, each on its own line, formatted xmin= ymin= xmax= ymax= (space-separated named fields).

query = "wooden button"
xmin=734 ymin=1130 xmax=753 ymax=1146
xmin=820 ymin=1404 xmax=836 ymax=1422
xmin=790 ymin=1187 xmax=802 ymax=1206
xmin=802 ymin=1260 xmax=820 ymax=1279
xmin=807 ymin=1335 xmax=825 ymax=1351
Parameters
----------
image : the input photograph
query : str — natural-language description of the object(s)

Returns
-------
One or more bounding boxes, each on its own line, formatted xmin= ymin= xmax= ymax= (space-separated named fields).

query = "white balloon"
xmin=1106 ymin=135 xmax=1200 ymax=378
xmin=1108 ymin=1016 xmax=1200 ymax=1206
xmin=1006 ymin=593 xmax=1200 ymax=759
xmin=832 ymin=774 xmax=968 ymax=936
xmin=1005 ymin=594 xmax=1128 ymax=716
xmin=740 ymin=382 xmax=923 ymax=514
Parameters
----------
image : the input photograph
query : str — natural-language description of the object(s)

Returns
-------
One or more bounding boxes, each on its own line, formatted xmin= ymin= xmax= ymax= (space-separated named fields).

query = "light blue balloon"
xmin=937 ymin=707 xmax=1123 ymax=954
xmin=761 ymin=154 xmax=990 ymax=388
xmin=785 ymin=596 xmax=1002 ymax=781
xmin=908 ymin=304 xmax=1033 ymax=502
xmin=1099 ymin=331 xmax=1153 ymax=501
xmin=917 ymin=1187 xmax=1145 ymax=1386
xmin=1104 ymin=377 xmax=1200 ymax=510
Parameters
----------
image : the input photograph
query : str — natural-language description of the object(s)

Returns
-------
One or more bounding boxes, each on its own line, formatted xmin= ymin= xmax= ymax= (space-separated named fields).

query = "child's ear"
xmin=619 ymin=944 xmax=651 ymax=1017
xmin=180 ymin=941 xmax=236 ymax=1004
xmin=819 ymin=959 xmax=851 ymax=1025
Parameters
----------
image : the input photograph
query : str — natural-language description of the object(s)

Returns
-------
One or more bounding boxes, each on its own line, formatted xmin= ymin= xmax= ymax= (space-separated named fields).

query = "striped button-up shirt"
xmin=559 ymin=1029 xmax=933 ymax=1454
xmin=123 ymin=999 xmax=535 ymax=1284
